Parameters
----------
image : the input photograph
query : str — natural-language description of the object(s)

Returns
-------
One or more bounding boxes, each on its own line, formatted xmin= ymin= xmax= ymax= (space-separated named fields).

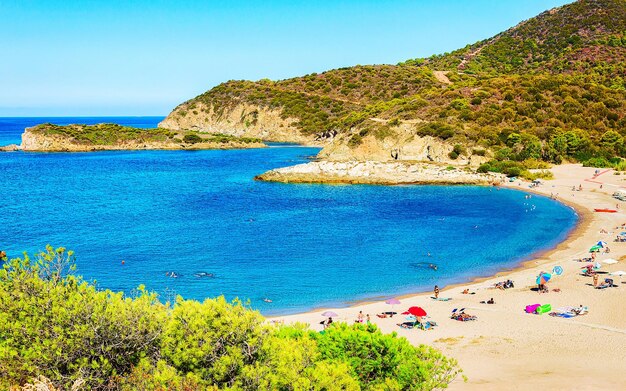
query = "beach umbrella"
xmin=609 ymin=270 xmax=626 ymax=276
xmin=321 ymin=311 xmax=338 ymax=318
xmin=406 ymin=306 xmax=427 ymax=317
xmin=385 ymin=298 xmax=401 ymax=315
xmin=552 ymin=266 xmax=563 ymax=276
xmin=536 ymin=272 xmax=551 ymax=285
xmin=597 ymin=241 xmax=607 ymax=248
xmin=603 ymin=258 xmax=618 ymax=265
xmin=589 ymin=245 xmax=601 ymax=253
xmin=620 ymin=232 xmax=626 ymax=236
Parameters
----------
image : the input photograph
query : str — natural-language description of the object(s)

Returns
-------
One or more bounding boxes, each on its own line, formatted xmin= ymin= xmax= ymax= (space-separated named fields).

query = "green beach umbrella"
xmin=589 ymin=245 xmax=601 ymax=253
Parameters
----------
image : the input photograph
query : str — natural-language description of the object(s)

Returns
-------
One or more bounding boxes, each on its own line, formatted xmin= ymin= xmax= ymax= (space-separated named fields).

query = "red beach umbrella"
xmin=406 ymin=306 xmax=427 ymax=317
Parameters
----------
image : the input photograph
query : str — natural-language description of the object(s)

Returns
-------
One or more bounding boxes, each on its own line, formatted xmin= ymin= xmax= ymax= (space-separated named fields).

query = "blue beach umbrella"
xmin=552 ymin=266 xmax=563 ymax=276
xmin=597 ymin=241 xmax=607 ymax=248
xmin=536 ymin=272 xmax=551 ymax=285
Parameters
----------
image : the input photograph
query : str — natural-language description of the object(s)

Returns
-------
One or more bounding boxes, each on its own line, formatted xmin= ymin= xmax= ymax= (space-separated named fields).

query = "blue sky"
xmin=0 ymin=0 xmax=572 ymax=116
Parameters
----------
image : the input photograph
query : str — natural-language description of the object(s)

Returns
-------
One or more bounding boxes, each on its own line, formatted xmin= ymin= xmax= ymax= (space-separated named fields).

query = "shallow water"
xmin=0 ymin=117 xmax=578 ymax=315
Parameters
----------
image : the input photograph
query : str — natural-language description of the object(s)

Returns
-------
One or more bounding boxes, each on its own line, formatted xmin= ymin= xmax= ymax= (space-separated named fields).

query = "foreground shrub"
xmin=312 ymin=323 xmax=461 ymax=390
xmin=0 ymin=247 xmax=461 ymax=390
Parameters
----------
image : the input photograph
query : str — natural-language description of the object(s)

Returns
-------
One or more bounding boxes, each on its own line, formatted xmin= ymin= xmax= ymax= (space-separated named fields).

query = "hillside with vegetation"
xmin=162 ymin=0 xmax=626 ymax=174
xmin=21 ymin=123 xmax=264 ymax=152
xmin=0 ymin=247 xmax=461 ymax=390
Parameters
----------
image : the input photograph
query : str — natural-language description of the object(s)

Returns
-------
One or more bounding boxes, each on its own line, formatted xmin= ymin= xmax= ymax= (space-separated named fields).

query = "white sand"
xmin=271 ymin=164 xmax=626 ymax=390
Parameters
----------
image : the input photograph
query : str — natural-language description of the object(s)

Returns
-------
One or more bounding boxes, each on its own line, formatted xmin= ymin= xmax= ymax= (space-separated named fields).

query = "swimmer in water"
xmin=429 ymin=264 xmax=438 ymax=271
xmin=263 ymin=298 xmax=272 ymax=303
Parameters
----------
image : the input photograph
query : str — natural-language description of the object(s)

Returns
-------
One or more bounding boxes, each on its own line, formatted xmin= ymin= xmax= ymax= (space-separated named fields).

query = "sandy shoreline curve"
xmin=269 ymin=164 xmax=626 ymax=390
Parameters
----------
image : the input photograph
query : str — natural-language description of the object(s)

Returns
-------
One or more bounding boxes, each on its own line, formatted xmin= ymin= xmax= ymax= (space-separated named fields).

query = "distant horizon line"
xmin=0 ymin=115 xmax=167 ymax=118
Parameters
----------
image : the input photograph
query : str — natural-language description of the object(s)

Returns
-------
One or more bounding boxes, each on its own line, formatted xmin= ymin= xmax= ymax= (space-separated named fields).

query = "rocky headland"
xmin=256 ymin=160 xmax=503 ymax=185
xmin=19 ymin=123 xmax=266 ymax=152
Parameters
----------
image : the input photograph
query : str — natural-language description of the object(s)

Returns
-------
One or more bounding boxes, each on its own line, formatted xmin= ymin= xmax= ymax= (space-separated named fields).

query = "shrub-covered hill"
xmin=0 ymin=247 xmax=461 ymax=390
xmin=409 ymin=0 xmax=626 ymax=83
xmin=162 ymin=0 xmax=626 ymax=167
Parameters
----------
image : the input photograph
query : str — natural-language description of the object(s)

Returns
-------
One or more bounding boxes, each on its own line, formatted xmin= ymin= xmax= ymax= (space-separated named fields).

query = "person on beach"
xmin=356 ymin=311 xmax=364 ymax=323
xmin=434 ymin=285 xmax=440 ymax=299
xmin=324 ymin=317 xmax=333 ymax=329
xmin=366 ymin=314 xmax=371 ymax=324
xmin=0 ymin=250 xmax=6 ymax=261
xmin=593 ymin=273 xmax=599 ymax=287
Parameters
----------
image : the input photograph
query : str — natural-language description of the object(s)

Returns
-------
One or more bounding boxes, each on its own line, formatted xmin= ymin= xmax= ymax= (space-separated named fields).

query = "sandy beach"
xmin=271 ymin=164 xmax=626 ymax=390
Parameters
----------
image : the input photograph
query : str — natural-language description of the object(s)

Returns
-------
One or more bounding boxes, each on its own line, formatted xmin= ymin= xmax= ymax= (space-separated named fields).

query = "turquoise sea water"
xmin=0 ymin=117 xmax=578 ymax=315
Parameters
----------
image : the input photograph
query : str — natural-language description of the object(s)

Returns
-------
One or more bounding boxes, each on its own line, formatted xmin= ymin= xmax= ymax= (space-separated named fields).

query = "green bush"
xmin=183 ymin=133 xmax=204 ymax=144
xmin=312 ymin=323 xmax=462 ymax=390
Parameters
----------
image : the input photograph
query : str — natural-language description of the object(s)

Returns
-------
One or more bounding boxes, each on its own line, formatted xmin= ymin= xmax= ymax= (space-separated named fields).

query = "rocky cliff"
xmin=159 ymin=101 xmax=314 ymax=144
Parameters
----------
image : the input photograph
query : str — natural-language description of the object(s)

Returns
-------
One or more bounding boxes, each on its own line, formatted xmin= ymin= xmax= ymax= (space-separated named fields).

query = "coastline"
xmin=271 ymin=164 xmax=626 ymax=390
xmin=265 ymin=186 xmax=584 ymax=316
xmin=256 ymin=160 xmax=504 ymax=185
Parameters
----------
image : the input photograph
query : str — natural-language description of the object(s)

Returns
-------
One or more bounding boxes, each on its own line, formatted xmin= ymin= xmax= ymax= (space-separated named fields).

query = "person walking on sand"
xmin=434 ymin=285 xmax=440 ymax=299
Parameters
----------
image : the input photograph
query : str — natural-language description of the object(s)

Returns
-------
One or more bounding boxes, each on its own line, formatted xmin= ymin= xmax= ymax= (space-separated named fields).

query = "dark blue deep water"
xmin=0 ymin=117 xmax=578 ymax=315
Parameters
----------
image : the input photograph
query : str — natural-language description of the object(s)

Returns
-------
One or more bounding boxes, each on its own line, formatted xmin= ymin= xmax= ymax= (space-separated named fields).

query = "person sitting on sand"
xmin=434 ymin=285 xmax=440 ymax=299
xmin=324 ymin=317 xmax=333 ymax=329
xmin=462 ymin=288 xmax=470 ymax=294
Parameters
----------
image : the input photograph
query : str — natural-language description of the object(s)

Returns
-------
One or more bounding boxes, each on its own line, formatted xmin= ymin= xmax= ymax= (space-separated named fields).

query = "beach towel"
xmin=525 ymin=304 xmax=541 ymax=314
xmin=536 ymin=304 xmax=552 ymax=314
xmin=431 ymin=297 xmax=452 ymax=301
